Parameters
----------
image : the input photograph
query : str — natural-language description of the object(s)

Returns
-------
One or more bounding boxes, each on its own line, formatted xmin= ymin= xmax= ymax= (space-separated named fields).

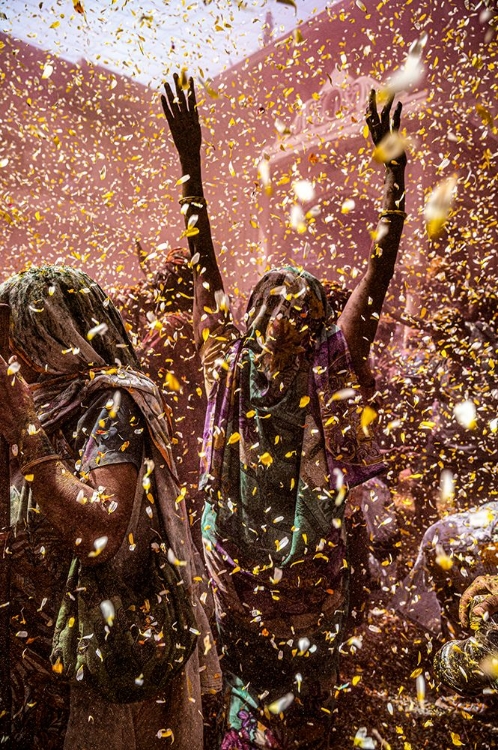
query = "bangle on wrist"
xmin=20 ymin=453 xmax=61 ymax=477
xmin=179 ymin=196 xmax=206 ymax=207
xmin=380 ymin=209 xmax=407 ymax=219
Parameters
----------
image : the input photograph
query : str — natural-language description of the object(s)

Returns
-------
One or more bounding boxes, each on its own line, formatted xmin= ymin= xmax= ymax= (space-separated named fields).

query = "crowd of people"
xmin=0 ymin=74 xmax=496 ymax=750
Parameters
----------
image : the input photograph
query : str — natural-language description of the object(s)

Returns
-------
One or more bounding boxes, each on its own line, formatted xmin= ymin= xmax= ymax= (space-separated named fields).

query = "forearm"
xmin=19 ymin=431 xmax=131 ymax=562
xmin=177 ymin=158 xmax=226 ymax=345
xmin=382 ymin=161 xmax=406 ymax=211
xmin=338 ymin=162 xmax=406 ymax=381
xmin=162 ymin=76 xmax=229 ymax=347
xmin=371 ymin=161 xmax=406 ymax=271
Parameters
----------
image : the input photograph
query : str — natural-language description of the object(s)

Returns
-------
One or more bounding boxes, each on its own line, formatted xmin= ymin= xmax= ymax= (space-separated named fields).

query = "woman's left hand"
xmin=0 ymin=355 xmax=39 ymax=445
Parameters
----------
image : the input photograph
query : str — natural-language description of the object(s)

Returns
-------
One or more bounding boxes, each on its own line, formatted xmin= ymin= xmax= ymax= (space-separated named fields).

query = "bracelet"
xmin=380 ymin=209 xmax=407 ymax=219
xmin=20 ymin=453 xmax=61 ymax=476
xmin=179 ymin=196 xmax=207 ymax=207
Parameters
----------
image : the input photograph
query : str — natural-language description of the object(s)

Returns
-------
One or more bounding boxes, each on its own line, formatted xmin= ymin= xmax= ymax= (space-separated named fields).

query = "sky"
xmin=0 ymin=0 xmax=333 ymax=88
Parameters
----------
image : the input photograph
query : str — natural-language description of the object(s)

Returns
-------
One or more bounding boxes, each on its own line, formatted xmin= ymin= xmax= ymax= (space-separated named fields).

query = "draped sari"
xmin=198 ymin=267 xmax=384 ymax=748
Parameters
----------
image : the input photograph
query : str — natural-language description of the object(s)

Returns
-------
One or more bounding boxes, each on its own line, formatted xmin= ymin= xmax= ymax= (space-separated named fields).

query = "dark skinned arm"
xmin=161 ymin=74 xmax=227 ymax=347
xmin=338 ymin=89 xmax=406 ymax=386
xmin=25 ymin=458 xmax=135 ymax=564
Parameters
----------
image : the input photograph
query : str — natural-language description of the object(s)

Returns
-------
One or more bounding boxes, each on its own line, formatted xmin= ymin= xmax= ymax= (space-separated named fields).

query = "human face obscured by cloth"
xmin=0 ymin=264 xmax=138 ymax=378
xmin=244 ymin=267 xmax=328 ymax=380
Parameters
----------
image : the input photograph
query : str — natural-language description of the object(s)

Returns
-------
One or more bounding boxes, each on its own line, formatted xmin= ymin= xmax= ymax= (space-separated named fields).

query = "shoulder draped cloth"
xmin=200 ymin=267 xmax=385 ymax=570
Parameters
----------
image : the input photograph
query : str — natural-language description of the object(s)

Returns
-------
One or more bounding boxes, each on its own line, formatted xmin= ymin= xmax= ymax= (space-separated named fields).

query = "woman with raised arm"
xmin=162 ymin=74 xmax=406 ymax=749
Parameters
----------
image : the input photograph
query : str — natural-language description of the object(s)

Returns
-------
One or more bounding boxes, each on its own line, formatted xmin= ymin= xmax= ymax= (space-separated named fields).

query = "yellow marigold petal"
xmin=259 ymin=452 xmax=273 ymax=467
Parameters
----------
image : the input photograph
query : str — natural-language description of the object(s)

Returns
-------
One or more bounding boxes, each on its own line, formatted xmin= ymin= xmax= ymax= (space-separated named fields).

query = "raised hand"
xmin=459 ymin=574 xmax=498 ymax=628
xmin=337 ymin=88 xmax=406 ymax=386
xmin=366 ymin=89 xmax=406 ymax=167
xmin=161 ymin=74 xmax=201 ymax=168
xmin=159 ymin=72 xmax=223 ymax=340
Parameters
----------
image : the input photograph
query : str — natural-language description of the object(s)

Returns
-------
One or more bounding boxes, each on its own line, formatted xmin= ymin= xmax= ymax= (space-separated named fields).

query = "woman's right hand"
xmin=161 ymin=73 xmax=202 ymax=167
xmin=365 ymin=88 xmax=406 ymax=168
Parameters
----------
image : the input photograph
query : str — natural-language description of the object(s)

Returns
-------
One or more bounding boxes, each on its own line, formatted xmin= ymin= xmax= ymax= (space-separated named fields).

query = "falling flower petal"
xmin=267 ymin=692 xmax=294 ymax=714
xmin=424 ymin=175 xmax=458 ymax=239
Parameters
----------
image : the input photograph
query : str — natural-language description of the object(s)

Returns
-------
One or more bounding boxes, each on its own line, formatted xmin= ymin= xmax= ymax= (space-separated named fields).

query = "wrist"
xmin=17 ymin=428 xmax=58 ymax=471
xmin=384 ymin=157 xmax=406 ymax=172
xmin=379 ymin=209 xmax=407 ymax=220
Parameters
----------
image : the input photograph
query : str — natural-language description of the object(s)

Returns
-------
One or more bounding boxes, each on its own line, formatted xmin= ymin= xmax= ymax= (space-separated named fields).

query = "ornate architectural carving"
xmin=265 ymin=69 xmax=426 ymax=166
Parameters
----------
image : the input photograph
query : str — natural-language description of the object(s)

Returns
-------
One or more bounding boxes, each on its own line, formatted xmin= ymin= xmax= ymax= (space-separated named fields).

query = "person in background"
xmin=392 ymin=500 xmax=498 ymax=640
xmin=111 ymin=245 xmax=207 ymax=550
xmin=434 ymin=572 xmax=498 ymax=697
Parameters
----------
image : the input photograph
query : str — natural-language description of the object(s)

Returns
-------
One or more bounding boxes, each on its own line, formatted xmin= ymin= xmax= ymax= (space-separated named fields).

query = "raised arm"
xmin=161 ymin=74 xmax=225 ymax=347
xmin=338 ymin=89 xmax=406 ymax=387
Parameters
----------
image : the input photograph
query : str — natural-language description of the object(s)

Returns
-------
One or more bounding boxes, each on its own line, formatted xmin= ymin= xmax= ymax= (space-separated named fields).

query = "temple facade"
xmin=0 ymin=0 xmax=496 ymax=310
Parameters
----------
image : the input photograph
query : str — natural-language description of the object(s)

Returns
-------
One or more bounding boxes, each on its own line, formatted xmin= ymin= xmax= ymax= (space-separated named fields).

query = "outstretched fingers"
xmin=366 ymin=88 xmax=379 ymax=127
xmin=187 ymin=77 xmax=199 ymax=123
xmin=380 ymin=93 xmax=394 ymax=128
xmin=173 ymin=73 xmax=189 ymax=114
xmin=161 ymin=81 xmax=177 ymax=123
xmin=161 ymin=74 xmax=187 ymax=122
xmin=162 ymin=74 xmax=198 ymax=123
xmin=392 ymin=101 xmax=403 ymax=132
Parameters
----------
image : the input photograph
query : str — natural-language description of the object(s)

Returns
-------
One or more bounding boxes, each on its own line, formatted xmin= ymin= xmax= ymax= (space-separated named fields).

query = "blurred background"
xmin=0 ymin=0 xmax=496 ymax=311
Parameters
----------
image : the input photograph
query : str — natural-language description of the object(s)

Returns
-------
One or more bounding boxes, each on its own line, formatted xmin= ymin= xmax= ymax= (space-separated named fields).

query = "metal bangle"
xmin=178 ymin=196 xmax=207 ymax=207
xmin=20 ymin=453 xmax=61 ymax=476
xmin=379 ymin=209 xmax=407 ymax=219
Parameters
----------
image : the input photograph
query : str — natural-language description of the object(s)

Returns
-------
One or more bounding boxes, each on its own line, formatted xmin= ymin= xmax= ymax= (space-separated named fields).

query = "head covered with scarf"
xmin=201 ymin=265 xmax=384 ymax=570
xmin=0 ymin=265 xmax=220 ymax=692
xmin=0 ymin=264 xmax=138 ymax=376
xmin=1 ymin=264 xmax=199 ymax=572
xmin=0 ymin=265 xmax=176 ymax=468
